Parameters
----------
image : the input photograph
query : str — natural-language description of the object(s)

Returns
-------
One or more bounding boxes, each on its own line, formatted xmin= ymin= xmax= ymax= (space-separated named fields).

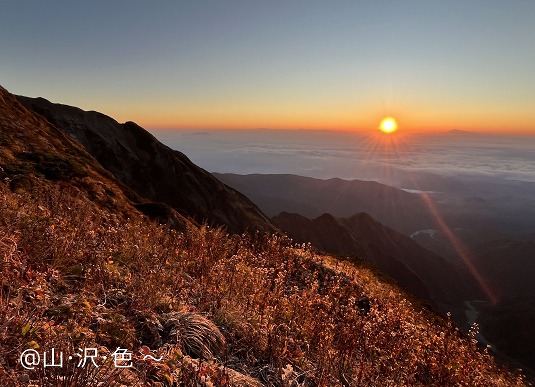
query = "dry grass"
xmin=162 ymin=312 xmax=226 ymax=360
xmin=0 ymin=176 xmax=529 ymax=386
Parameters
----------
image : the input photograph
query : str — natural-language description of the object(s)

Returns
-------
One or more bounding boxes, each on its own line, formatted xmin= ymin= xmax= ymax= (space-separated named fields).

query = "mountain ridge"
xmin=272 ymin=211 xmax=481 ymax=318
xmin=17 ymin=95 xmax=276 ymax=234
xmin=214 ymin=172 xmax=437 ymax=234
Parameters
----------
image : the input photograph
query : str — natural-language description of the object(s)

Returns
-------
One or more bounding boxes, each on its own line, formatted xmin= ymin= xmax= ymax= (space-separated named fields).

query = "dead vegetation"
xmin=0 ymin=174 xmax=529 ymax=386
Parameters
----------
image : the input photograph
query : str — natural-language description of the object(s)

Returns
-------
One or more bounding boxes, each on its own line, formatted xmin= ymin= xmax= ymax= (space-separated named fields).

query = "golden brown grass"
xmin=0 ymin=177 xmax=529 ymax=386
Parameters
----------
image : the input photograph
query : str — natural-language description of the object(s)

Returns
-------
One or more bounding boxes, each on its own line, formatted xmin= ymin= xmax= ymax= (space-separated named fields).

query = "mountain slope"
xmin=272 ymin=211 xmax=481 ymax=317
xmin=17 ymin=96 xmax=275 ymax=234
xmin=1 ymin=86 xmax=153 ymax=221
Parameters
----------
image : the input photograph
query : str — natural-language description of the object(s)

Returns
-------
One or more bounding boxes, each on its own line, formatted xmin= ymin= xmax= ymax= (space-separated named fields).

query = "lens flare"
xmin=420 ymin=193 xmax=498 ymax=305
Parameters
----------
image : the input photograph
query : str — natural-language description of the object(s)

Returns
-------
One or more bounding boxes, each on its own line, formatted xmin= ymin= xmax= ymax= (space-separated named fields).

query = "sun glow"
xmin=379 ymin=117 xmax=398 ymax=134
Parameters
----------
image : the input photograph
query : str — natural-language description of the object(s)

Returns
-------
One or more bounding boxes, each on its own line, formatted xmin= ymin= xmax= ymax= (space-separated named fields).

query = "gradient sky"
xmin=1 ymin=1 xmax=534 ymax=133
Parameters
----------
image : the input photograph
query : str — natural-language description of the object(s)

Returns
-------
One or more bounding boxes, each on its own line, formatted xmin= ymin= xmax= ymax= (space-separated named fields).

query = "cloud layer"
xmin=153 ymin=129 xmax=535 ymax=196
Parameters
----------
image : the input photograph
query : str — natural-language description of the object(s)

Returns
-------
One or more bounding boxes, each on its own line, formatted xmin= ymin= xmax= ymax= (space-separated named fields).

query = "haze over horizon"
xmin=1 ymin=1 xmax=535 ymax=134
xmin=153 ymin=129 xmax=535 ymax=186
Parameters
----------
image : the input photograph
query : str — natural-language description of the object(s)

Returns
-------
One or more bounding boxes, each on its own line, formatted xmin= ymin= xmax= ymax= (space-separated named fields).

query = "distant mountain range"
xmin=214 ymin=173 xmax=535 ymax=236
xmin=447 ymin=129 xmax=478 ymax=135
xmin=214 ymin=173 xmax=437 ymax=234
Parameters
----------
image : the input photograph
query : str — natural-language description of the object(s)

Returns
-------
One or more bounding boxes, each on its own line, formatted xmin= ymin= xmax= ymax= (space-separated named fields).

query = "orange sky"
xmin=2 ymin=2 xmax=534 ymax=135
xmin=102 ymin=97 xmax=535 ymax=135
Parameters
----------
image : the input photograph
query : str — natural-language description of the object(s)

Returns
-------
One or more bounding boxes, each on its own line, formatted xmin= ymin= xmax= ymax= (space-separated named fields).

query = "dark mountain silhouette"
xmin=215 ymin=173 xmax=535 ymax=240
xmin=17 ymin=96 xmax=275 ymax=234
xmin=272 ymin=211 xmax=481 ymax=317
xmin=214 ymin=173 xmax=437 ymax=234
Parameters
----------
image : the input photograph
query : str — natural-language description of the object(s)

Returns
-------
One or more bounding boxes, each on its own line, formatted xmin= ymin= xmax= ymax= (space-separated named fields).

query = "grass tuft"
xmin=162 ymin=312 xmax=226 ymax=360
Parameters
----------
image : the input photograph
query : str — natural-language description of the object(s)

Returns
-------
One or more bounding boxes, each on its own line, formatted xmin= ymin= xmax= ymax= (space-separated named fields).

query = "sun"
xmin=379 ymin=117 xmax=398 ymax=134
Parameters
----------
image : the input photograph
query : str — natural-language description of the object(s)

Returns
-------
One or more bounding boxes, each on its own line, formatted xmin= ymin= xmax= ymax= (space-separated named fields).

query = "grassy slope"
xmin=0 ymin=86 xmax=528 ymax=386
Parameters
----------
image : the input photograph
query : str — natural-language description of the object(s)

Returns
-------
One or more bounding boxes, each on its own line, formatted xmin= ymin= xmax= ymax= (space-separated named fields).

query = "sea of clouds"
xmin=153 ymin=129 xmax=535 ymax=180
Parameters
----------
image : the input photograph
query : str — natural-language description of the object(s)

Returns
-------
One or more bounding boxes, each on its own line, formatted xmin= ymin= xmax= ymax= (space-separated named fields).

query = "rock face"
xmin=272 ymin=211 xmax=480 ymax=315
xmin=17 ymin=96 xmax=275 ymax=234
